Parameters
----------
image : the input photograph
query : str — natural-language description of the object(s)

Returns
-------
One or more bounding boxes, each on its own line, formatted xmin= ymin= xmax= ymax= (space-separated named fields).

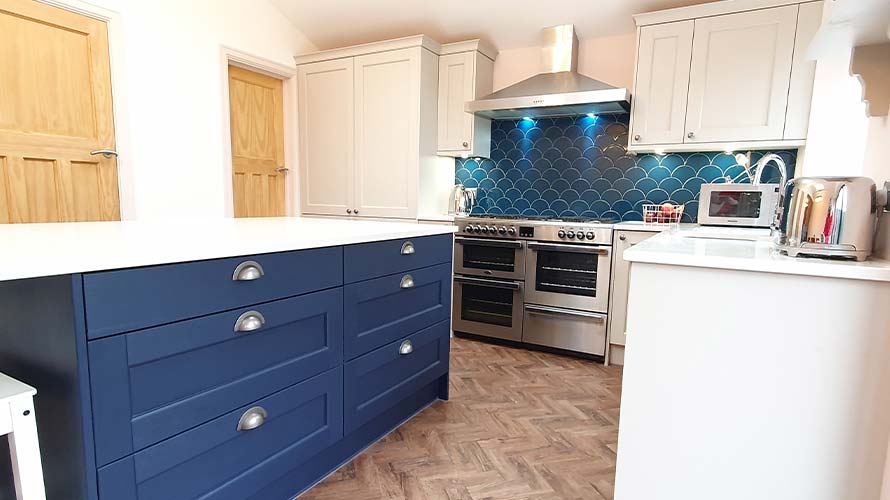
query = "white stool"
xmin=0 ymin=373 xmax=45 ymax=500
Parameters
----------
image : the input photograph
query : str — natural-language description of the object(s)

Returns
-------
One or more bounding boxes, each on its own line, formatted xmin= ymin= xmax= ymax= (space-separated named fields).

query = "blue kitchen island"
xmin=0 ymin=218 xmax=455 ymax=500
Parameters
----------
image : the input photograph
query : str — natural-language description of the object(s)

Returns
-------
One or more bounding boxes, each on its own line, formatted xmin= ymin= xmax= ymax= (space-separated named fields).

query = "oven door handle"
xmin=453 ymin=276 xmax=522 ymax=290
xmin=527 ymin=242 xmax=609 ymax=255
xmin=454 ymin=237 xmax=524 ymax=249
xmin=525 ymin=304 xmax=606 ymax=322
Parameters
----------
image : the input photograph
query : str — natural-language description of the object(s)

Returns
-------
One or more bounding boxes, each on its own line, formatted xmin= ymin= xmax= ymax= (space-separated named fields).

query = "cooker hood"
xmin=465 ymin=25 xmax=630 ymax=119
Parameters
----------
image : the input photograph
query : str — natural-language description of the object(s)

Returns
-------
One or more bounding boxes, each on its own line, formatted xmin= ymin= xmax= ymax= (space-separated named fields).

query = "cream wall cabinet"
xmin=296 ymin=37 xmax=440 ymax=219
xmin=436 ymin=42 xmax=495 ymax=158
xmin=629 ymin=0 xmax=823 ymax=152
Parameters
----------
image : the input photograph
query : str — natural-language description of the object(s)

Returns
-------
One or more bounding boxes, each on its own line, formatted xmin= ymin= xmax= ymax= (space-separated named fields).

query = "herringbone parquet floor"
xmin=299 ymin=337 xmax=624 ymax=500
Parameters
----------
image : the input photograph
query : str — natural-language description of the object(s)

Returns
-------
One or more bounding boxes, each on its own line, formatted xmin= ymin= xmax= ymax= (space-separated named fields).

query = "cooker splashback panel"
xmin=454 ymin=115 xmax=797 ymax=223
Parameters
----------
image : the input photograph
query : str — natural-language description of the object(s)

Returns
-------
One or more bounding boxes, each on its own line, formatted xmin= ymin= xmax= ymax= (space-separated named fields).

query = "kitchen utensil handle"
xmin=453 ymin=275 xmax=521 ymax=290
xmin=527 ymin=242 xmax=609 ymax=255
xmin=454 ymin=237 xmax=523 ymax=249
xmin=525 ymin=304 xmax=606 ymax=322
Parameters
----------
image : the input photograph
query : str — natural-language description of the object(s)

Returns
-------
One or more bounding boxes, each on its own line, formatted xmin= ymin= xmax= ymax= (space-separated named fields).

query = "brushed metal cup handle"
xmin=232 ymin=260 xmax=264 ymax=281
xmin=399 ymin=340 xmax=414 ymax=355
xmin=236 ymin=406 xmax=268 ymax=432
xmin=400 ymin=274 xmax=415 ymax=289
xmin=234 ymin=310 xmax=265 ymax=333
xmin=400 ymin=241 xmax=415 ymax=255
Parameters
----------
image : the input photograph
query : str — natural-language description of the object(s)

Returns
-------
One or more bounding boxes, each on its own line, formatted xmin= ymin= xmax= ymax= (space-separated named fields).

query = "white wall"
xmin=55 ymin=0 xmax=316 ymax=220
xmin=492 ymin=33 xmax=636 ymax=91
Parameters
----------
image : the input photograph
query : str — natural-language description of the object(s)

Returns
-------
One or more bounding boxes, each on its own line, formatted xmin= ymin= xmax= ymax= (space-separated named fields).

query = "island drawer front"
xmin=83 ymin=246 xmax=343 ymax=339
xmin=89 ymin=288 xmax=343 ymax=467
xmin=344 ymin=320 xmax=450 ymax=434
xmin=344 ymin=262 xmax=452 ymax=359
xmin=96 ymin=367 xmax=343 ymax=500
xmin=343 ymin=234 xmax=453 ymax=283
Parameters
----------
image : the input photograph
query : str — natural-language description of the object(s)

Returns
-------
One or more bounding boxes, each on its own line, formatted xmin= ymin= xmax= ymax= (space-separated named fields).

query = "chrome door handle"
xmin=236 ymin=406 xmax=268 ymax=431
xmin=527 ymin=242 xmax=609 ymax=255
xmin=90 ymin=149 xmax=118 ymax=158
xmin=400 ymin=241 xmax=415 ymax=255
xmin=275 ymin=166 xmax=289 ymax=173
xmin=453 ymin=275 xmax=522 ymax=290
xmin=234 ymin=310 xmax=266 ymax=333
xmin=399 ymin=340 xmax=414 ymax=355
xmin=400 ymin=275 xmax=415 ymax=289
xmin=232 ymin=260 xmax=264 ymax=281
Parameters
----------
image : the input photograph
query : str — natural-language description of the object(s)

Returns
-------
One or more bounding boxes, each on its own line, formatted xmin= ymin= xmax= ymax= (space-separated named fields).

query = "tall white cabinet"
xmin=629 ymin=0 xmax=824 ymax=152
xmin=296 ymin=37 xmax=440 ymax=219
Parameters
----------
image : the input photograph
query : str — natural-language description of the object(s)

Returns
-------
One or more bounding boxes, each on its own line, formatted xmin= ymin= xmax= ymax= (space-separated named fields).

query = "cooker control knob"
xmin=507 ymin=227 xmax=516 ymax=236
xmin=566 ymin=231 xmax=576 ymax=239
xmin=576 ymin=232 xmax=586 ymax=241
xmin=497 ymin=226 xmax=506 ymax=234
xmin=586 ymin=232 xmax=595 ymax=240
xmin=558 ymin=230 xmax=566 ymax=238
xmin=480 ymin=226 xmax=489 ymax=234
xmin=468 ymin=225 xmax=478 ymax=233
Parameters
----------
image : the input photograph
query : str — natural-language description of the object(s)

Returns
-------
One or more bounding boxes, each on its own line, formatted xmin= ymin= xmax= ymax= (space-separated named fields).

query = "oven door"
xmin=522 ymin=304 xmax=607 ymax=356
xmin=525 ymin=242 xmax=611 ymax=312
xmin=454 ymin=237 xmax=525 ymax=280
xmin=453 ymin=275 xmax=524 ymax=342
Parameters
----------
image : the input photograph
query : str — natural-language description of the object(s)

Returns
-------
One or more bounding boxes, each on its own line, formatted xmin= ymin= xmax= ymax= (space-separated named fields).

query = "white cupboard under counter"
xmin=613 ymin=232 xmax=890 ymax=500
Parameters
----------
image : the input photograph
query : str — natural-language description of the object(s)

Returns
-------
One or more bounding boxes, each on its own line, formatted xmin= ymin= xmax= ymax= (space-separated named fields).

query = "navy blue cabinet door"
xmin=343 ymin=263 xmax=451 ymax=359
xmin=343 ymin=234 xmax=453 ymax=283
xmin=89 ymin=288 xmax=343 ymax=466
xmin=344 ymin=320 xmax=450 ymax=434
xmin=83 ymin=246 xmax=343 ymax=338
xmin=97 ymin=367 xmax=344 ymax=500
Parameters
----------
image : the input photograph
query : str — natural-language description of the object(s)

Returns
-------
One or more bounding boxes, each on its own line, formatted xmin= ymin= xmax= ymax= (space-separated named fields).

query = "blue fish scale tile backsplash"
xmin=455 ymin=115 xmax=796 ymax=222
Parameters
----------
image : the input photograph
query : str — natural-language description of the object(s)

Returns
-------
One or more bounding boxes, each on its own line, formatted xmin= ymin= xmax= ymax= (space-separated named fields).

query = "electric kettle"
xmin=448 ymin=184 xmax=477 ymax=216
xmin=776 ymin=176 xmax=890 ymax=261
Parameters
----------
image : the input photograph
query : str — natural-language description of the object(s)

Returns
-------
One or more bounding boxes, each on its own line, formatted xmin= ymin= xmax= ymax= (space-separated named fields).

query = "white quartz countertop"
xmin=0 ymin=217 xmax=456 ymax=282
xmin=612 ymin=221 xmax=698 ymax=233
xmin=624 ymin=231 xmax=890 ymax=282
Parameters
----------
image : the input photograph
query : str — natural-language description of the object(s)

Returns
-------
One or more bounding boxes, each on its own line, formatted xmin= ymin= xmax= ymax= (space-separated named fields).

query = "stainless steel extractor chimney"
xmin=465 ymin=25 xmax=630 ymax=119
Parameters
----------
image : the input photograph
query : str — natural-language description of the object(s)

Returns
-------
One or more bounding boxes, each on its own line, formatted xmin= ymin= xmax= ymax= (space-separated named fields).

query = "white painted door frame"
xmin=220 ymin=47 xmax=300 ymax=217
xmin=34 ymin=0 xmax=135 ymax=219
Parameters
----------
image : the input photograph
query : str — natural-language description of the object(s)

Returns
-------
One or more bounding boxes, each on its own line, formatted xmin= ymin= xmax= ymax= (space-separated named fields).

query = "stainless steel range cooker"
xmin=452 ymin=214 xmax=614 ymax=358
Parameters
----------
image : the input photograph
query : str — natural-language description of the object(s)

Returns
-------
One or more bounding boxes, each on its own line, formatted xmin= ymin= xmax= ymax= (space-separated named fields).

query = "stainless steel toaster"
xmin=776 ymin=176 xmax=885 ymax=261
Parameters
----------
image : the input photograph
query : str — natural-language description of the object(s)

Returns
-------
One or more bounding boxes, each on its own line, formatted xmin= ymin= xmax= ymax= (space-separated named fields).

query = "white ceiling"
xmin=271 ymin=0 xmax=716 ymax=52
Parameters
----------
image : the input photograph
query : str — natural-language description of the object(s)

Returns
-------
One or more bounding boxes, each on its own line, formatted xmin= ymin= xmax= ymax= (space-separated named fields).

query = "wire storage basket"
xmin=642 ymin=203 xmax=684 ymax=225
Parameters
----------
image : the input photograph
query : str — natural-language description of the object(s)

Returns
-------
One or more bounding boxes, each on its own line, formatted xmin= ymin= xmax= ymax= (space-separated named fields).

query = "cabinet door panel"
xmin=630 ymin=21 xmax=694 ymax=146
xmin=298 ymin=58 xmax=355 ymax=216
xmin=684 ymin=5 xmax=798 ymax=143
xmin=608 ymin=231 xmax=655 ymax=347
xmin=354 ymin=48 xmax=419 ymax=219
xmin=784 ymin=1 xmax=823 ymax=140
xmin=437 ymin=52 xmax=475 ymax=152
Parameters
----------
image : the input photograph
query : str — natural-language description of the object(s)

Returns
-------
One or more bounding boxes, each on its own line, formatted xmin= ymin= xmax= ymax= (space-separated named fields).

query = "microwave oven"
xmin=697 ymin=183 xmax=782 ymax=228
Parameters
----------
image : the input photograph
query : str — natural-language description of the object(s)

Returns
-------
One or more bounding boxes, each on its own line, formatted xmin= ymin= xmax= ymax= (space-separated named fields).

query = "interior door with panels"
xmin=298 ymin=58 xmax=355 ymax=216
xmin=353 ymin=48 xmax=420 ymax=219
xmin=228 ymin=65 xmax=286 ymax=218
xmin=0 ymin=0 xmax=120 ymax=223
xmin=684 ymin=5 xmax=798 ymax=143
xmin=630 ymin=21 xmax=694 ymax=146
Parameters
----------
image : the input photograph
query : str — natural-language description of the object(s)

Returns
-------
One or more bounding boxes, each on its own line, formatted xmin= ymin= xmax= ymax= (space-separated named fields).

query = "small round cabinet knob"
xmin=462 ymin=141 xmax=469 ymax=148
xmin=619 ymin=234 xmax=627 ymax=241
xmin=633 ymin=134 xmax=641 ymax=141
xmin=354 ymin=209 xmax=359 ymax=214
xmin=687 ymin=131 xmax=695 ymax=139
xmin=346 ymin=209 xmax=353 ymax=214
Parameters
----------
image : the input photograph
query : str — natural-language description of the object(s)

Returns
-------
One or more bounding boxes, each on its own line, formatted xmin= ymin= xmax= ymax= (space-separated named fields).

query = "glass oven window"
xmin=462 ymin=245 xmax=516 ymax=273
xmin=460 ymin=284 xmax=515 ymax=327
xmin=535 ymin=250 xmax=598 ymax=297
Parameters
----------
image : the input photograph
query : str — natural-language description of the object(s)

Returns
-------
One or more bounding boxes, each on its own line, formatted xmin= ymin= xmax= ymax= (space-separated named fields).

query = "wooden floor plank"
xmin=298 ymin=337 xmax=623 ymax=500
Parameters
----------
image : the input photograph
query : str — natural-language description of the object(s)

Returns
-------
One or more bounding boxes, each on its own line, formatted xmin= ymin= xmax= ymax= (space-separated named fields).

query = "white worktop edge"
xmin=0 ymin=217 xmax=456 ymax=282
xmin=624 ymin=231 xmax=890 ymax=282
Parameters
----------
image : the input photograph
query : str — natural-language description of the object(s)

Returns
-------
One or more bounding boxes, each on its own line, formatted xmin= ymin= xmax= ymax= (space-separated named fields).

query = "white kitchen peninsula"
xmin=614 ymin=233 xmax=890 ymax=500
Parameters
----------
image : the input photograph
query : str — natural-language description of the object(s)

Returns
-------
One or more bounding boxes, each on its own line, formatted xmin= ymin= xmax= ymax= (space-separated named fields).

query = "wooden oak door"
xmin=297 ymin=58 xmax=355 ymax=217
xmin=0 ymin=0 xmax=120 ymax=223
xmin=228 ymin=65 xmax=286 ymax=218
